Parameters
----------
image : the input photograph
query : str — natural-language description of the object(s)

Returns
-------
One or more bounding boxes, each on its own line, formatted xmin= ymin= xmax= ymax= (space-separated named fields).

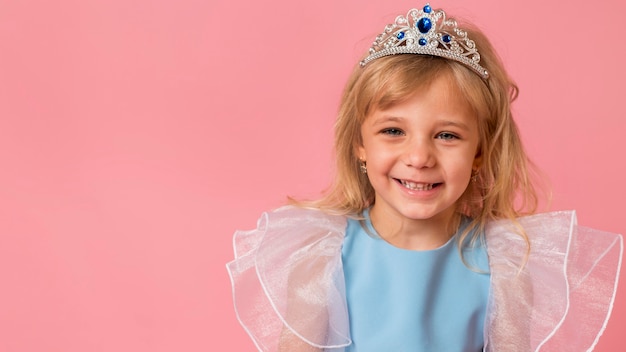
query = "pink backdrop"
xmin=0 ymin=0 xmax=624 ymax=350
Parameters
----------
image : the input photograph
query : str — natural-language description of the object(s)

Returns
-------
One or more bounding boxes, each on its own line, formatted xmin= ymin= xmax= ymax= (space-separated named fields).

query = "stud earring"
xmin=359 ymin=160 xmax=367 ymax=174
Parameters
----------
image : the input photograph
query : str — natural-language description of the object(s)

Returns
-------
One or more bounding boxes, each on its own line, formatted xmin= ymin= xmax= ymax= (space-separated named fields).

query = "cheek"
xmin=366 ymin=149 xmax=398 ymax=169
xmin=448 ymin=151 xmax=477 ymax=178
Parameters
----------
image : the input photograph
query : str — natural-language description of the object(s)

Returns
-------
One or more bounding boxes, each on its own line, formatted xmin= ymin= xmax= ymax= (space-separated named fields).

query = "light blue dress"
xmin=341 ymin=211 xmax=490 ymax=352
xmin=228 ymin=207 xmax=622 ymax=351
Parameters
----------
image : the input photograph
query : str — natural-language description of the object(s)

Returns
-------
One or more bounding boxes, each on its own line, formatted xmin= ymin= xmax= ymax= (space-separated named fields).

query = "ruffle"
xmin=484 ymin=211 xmax=623 ymax=351
xmin=227 ymin=208 xmax=623 ymax=351
xmin=226 ymin=206 xmax=351 ymax=351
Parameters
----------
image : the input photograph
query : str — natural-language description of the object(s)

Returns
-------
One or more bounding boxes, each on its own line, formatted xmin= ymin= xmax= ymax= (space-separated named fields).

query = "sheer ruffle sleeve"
xmin=484 ymin=211 xmax=623 ymax=351
xmin=226 ymin=207 xmax=351 ymax=351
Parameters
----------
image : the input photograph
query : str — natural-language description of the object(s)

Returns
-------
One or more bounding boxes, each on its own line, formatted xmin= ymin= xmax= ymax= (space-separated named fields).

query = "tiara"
xmin=360 ymin=4 xmax=489 ymax=79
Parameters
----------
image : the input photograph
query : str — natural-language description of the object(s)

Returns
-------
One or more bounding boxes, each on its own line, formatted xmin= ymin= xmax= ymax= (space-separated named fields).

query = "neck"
xmin=368 ymin=206 xmax=460 ymax=251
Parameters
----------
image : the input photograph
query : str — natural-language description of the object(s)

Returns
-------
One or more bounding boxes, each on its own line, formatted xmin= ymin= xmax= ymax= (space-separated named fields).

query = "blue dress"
xmin=342 ymin=212 xmax=490 ymax=351
xmin=227 ymin=207 xmax=622 ymax=351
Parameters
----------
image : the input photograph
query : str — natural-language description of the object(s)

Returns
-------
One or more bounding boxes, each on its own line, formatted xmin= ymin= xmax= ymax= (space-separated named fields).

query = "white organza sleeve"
xmin=484 ymin=211 xmax=623 ymax=351
xmin=226 ymin=207 xmax=351 ymax=352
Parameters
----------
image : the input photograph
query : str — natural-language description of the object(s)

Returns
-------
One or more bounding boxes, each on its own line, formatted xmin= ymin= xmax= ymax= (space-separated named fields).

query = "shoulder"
xmin=254 ymin=206 xmax=349 ymax=242
xmin=232 ymin=206 xmax=348 ymax=260
xmin=264 ymin=205 xmax=348 ymax=230
xmin=484 ymin=210 xmax=622 ymax=255
xmin=483 ymin=210 xmax=621 ymax=267
xmin=485 ymin=210 xmax=577 ymax=240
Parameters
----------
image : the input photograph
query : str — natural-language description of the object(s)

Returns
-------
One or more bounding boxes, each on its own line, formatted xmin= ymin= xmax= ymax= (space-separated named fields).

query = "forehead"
xmin=369 ymin=64 xmax=465 ymax=112
xmin=372 ymin=71 xmax=472 ymax=117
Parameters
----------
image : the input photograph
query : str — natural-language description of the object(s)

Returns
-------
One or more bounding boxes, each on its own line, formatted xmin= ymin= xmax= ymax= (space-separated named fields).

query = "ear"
xmin=356 ymin=144 xmax=366 ymax=161
xmin=354 ymin=125 xmax=366 ymax=161
xmin=472 ymin=149 xmax=482 ymax=171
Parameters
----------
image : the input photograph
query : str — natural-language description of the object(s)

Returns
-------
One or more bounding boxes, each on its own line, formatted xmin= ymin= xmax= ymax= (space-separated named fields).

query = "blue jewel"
xmin=423 ymin=4 xmax=432 ymax=13
xmin=417 ymin=18 xmax=432 ymax=34
xmin=419 ymin=38 xmax=428 ymax=46
xmin=442 ymin=34 xmax=451 ymax=43
xmin=397 ymin=31 xmax=405 ymax=40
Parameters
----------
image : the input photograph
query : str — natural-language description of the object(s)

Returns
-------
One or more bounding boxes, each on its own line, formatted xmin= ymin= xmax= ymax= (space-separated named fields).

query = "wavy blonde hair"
xmin=295 ymin=22 xmax=540 ymax=252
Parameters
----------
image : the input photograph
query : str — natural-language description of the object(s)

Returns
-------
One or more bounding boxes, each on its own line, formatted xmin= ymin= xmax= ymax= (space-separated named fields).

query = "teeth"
xmin=400 ymin=180 xmax=433 ymax=190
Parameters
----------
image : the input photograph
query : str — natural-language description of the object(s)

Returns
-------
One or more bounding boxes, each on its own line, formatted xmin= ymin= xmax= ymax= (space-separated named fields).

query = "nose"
xmin=403 ymin=137 xmax=435 ymax=168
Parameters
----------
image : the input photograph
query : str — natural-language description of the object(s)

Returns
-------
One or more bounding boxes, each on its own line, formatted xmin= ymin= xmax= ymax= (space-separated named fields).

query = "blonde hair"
xmin=294 ymin=22 xmax=539 ymax=251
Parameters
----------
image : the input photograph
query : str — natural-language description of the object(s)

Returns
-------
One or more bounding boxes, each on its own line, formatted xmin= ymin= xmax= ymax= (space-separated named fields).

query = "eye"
xmin=381 ymin=128 xmax=405 ymax=136
xmin=436 ymin=132 xmax=459 ymax=140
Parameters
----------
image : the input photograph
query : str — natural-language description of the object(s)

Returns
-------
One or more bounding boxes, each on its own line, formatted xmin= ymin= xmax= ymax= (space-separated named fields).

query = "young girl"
xmin=227 ymin=4 xmax=623 ymax=351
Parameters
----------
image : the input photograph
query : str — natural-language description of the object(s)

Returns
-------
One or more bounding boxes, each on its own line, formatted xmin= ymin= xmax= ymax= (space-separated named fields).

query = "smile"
xmin=398 ymin=179 xmax=438 ymax=191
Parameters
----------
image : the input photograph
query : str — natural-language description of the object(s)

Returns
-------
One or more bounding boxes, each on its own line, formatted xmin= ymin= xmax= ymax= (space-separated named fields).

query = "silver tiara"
xmin=360 ymin=4 xmax=489 ymax=79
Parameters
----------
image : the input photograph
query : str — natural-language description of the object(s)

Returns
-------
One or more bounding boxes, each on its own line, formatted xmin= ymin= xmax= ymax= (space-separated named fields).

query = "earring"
xmin=471 ymin=170 xmax=479 ymax=182
xmin=359 ymin=160 xmax=367 ymax=174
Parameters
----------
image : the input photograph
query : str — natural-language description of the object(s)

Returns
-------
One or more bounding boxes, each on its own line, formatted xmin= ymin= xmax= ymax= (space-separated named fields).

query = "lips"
xmin=397 ymin=179 xmax=440 ymax=191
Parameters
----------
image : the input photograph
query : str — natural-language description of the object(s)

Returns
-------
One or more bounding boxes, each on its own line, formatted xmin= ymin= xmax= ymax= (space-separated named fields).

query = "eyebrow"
xmin=437 ymin=120 xmax=471 ymax=130
xmin=372 ymin=116 xmax=471 ymax=130
xmin=371 ymin=116 xmax=404 ymax=126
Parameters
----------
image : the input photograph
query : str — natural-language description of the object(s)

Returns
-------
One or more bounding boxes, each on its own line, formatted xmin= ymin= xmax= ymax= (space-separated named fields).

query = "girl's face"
xmin=358 ymin=74 xmax=481 ymax=230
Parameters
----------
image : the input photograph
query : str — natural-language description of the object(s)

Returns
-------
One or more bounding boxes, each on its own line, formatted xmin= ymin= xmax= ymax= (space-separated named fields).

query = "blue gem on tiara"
xmin=360 ymin=4 xmax=490 ymax=79
xmin=417 ymin=17 xmax=432 ymax=33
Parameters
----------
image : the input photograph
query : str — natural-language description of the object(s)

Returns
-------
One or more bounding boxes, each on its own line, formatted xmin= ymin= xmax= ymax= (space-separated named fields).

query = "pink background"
xmin=0 ymin=0 xmax=624 ymax=350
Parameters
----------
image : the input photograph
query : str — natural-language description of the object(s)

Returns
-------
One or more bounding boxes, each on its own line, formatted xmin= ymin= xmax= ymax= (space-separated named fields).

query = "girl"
xmin=227 ymin=4 xmax=622 ymax=351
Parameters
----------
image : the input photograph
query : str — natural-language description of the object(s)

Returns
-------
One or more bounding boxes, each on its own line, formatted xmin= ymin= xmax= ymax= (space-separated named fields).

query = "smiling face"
xmin=358 ymin=72 xmax=481 ymax=234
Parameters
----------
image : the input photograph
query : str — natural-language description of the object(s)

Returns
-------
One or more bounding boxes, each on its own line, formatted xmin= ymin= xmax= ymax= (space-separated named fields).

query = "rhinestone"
xmin=417 ymin=18 xmax=432 ymax=34
xmin=419 ymin=38 xmax=427 ymax=46
xmin=396 ymin=31 xmax=405 ymax=40
xmin=423 ymin=4 xmax=432 ymax=13
xmin=442 ymin=34 xmax=451 ymax=43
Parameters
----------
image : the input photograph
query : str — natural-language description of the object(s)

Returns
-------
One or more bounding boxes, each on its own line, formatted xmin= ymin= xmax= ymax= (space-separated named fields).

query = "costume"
xmin=227 ymin=206 xmax=623 ymax=351
xmin=342 ymin=211 xmax=489 ymax=351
